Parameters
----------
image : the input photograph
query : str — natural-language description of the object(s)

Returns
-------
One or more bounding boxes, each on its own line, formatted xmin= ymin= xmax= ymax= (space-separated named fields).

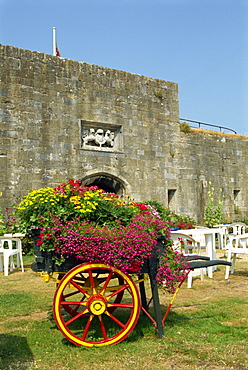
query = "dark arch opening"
xmin=81 ymin=174 xmax=125 ymax=195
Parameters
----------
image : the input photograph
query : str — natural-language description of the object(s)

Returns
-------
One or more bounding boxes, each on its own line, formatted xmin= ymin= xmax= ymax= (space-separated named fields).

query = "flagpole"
xmin=53 ymin=27 xmax=56 ymax=56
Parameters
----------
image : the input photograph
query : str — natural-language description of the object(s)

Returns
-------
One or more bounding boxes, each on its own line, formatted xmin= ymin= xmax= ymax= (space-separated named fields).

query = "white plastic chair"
xmin=170 ymin=232 xmax=202 ymax=253
xmin=228 ymin=223 xmax=246 ymax=236
xmin=170 ymin=232 xmax=204 ymax=288
xmin=213 ymin=224 xmax=230 ymax=250
xmin=225 ymin=233 xmax=248 ymax=279
xmin=0 ymin=234 xmax=25 ymax=276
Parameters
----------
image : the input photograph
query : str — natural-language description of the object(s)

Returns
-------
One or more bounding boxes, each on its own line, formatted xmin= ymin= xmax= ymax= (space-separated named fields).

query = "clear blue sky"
xmin=1 ymin=0 xmax=247 ymax=135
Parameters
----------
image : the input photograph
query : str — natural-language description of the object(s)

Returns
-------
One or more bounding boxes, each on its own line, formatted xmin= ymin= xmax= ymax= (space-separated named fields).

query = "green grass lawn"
xmin=0 ymin=254 xmax=247 ymax=370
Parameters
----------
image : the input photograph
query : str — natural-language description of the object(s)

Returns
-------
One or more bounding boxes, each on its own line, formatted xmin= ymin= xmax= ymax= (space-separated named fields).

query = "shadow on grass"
xmin=48 ymin=302 xmax=206 ymax=348
xmin=23 ymin=256 xmax=35 ymax=269
xmin=58 ymin=314 xmax=154 ymax=348
xmin=0 ymin=334 xmax=34 ymax=369
xmin=230 ymin=270 xmax=248 ymax=277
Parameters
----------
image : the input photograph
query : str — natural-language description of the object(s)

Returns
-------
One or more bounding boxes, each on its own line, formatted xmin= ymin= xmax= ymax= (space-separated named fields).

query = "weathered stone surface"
xmin=0 ymin=44 xmax=247 ymax=223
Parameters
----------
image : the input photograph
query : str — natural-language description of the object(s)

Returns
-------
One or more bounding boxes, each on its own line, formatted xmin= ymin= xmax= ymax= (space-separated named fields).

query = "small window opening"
xmin=233 ymin=189 xmax=240 ymax=200
xmin=168 ymin=189 xmax=176 ymax=207
xmin=233 ymin=189 xmax=241 ymax=214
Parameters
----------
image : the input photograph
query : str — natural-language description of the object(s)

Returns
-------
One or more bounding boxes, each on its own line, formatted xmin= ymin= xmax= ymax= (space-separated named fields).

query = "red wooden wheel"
xmin=53 ymin=263 xmax=141 ymax=347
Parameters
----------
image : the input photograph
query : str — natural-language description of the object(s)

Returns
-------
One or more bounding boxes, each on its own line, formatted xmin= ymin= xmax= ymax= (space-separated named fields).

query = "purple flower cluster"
xmin=156 ymin=246 xmax=190 ymax=294
xmin=40 ymin=213 xmax=160 ymax=274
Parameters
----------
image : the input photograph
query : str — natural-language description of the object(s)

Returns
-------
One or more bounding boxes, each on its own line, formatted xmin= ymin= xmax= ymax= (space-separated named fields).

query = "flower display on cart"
xmin=15 ymin=179 xmax=189 ymax=293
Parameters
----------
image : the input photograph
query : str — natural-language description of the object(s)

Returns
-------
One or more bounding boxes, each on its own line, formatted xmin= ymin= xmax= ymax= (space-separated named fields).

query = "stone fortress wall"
xmin=0 ymin=44 xmax=247 ymax=223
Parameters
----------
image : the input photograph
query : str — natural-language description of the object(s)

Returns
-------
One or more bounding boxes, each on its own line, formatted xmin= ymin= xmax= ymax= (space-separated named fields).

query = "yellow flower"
xmin=69 ymin=196 xmax=81 ymax=204
xmin=84 ymin=192 xmax=95 ymax=198
xmin=103 ymin=197 xmax=111 ymax=201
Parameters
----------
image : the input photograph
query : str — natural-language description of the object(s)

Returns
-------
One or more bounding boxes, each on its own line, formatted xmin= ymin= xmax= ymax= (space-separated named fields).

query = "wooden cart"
xmin=30 ymin=229 xmax=232 ymax=348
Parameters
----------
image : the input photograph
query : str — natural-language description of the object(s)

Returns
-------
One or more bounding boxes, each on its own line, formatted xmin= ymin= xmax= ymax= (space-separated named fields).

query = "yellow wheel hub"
xmin=88 ymin=295 xmax=106 ymax=315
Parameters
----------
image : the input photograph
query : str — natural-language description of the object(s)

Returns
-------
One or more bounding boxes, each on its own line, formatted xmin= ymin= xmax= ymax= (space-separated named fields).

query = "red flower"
xmin=129 ymin=261 xmax=141 ymax=272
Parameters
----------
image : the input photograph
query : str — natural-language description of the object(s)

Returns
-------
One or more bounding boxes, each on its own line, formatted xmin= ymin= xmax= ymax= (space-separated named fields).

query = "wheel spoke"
xmin=82 ymin=314 xmax=94 ymax=340
xmin=100 ymin=271 xmax=113 ymax=295
xmin=88 ymin=270 xmax=96 ymax=294
xmin=61 ymin=300 xmax=87 ymax=308
xmin=107 ymin=302 xmax=134 ymax=309
xmin=70 ymin=279 xmax=90 ymax=298
xmin=63 ymin=290 xmax=85 ymax=299
xmin=69 ymin=301 xmax=85 ymax=315
xmin=60 ymin=291 xmax=87 ymax=316
xmin=104 ymin=311 xmax=126 ymax=329
xmin=98 ymin=315 xmax=107 ymax=339
xmin=105 ymin=283 xmax=129 ymax=300
xmin=64 ymin=306 xmax=89 ymax=327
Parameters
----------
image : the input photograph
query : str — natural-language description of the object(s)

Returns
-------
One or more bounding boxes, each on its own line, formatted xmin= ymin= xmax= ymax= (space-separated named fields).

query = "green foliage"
xmin=180 ymin=122 xmax=191 ymax=133
xmin=204 ymin=183 xmax=224 ymax=227
xmin=145 ymin=200 xmax=196 ymax=229
xmin=153 ymin=89 xmax=163 ymax=99
xmin=169 ymin=148 xmax=175 ymax=158
xmin=0 ymin=211 xmax=6 ymax=235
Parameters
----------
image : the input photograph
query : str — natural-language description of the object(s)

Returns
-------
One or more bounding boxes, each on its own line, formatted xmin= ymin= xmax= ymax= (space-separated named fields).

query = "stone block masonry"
xmin=0 ymin=44 xmax=247 ymax=223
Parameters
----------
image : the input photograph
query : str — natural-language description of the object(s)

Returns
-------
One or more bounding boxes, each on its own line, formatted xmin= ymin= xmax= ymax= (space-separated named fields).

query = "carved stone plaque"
xmin=81 ymin=121 xmax=122 ymax=151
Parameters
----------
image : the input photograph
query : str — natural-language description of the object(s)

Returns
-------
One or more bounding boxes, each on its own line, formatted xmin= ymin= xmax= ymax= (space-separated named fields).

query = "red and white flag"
xmin=53 ymin=27 xmax=61 ymax=57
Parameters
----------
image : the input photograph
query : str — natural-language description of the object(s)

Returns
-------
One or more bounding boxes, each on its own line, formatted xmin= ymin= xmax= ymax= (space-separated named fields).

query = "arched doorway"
xmin=81 ymin=173 xmax=126 ymax=195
